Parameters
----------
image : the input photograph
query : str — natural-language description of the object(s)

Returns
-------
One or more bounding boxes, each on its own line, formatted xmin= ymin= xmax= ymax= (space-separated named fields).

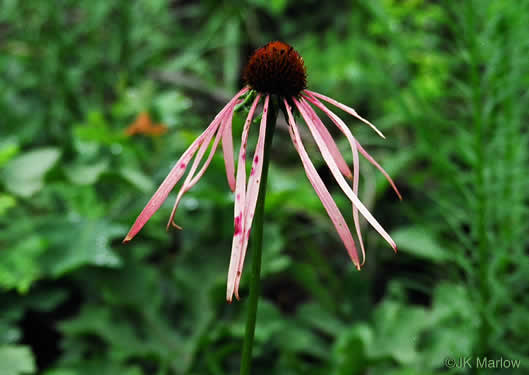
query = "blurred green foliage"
xmin=1 ymin=0 xmax=529 ymax=374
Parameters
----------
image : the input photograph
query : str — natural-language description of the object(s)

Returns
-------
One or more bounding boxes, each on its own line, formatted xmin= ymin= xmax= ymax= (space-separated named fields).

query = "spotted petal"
xmin=284 ymin=99 xmax=360 ymax=268
xmin=227 ymin=94 xmax=261 ymax=302
xmin=304 ymin=93 xmax=401 ymax=201
xmin=300 ymin=98 xmax=366 ymax=264
xmin=123 ymin=87 xmax=248 ymax=243
xmin=166 ymin=105 xmax=237 ymax=230
xmin=294 ymin=97 xmax=397 ymax=253
xmin=233 ymin=95 xmax=270 ymax=298
xmin=222 ymin=105 xmax=237 ymax=192
xmin=303 ymin=102 xmax=352 ymax=179
xmin=305 ymin=90 xmax=385 ymax=139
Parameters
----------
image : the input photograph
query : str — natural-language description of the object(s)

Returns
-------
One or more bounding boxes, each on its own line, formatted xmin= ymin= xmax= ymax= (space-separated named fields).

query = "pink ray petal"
xmin=166 ymin=112 xmax=226 ymax=230
xmin=123 ymin=129 xmax=211 ymax=242
xmin=233 ymin=95 xmax=270 ymax=298
xmin=189 ymin=107 xmax=237 ymax=188
xmin=284 ymin=99 xmax=360 ymax=269
xmin=227 ymin=94 xmax=261 ymax=302
xmin=305 ymin=90 xmax=386 ymax=139
xmin=304 ymin=101 xmax=352 ymax=179
xmin=167 ymin=95 xmax=242 ymax=229
xmin=294 ymin=97 xmax=397 ymax=253
xmin=123 ymin=87 xmax=248 ymax=243
xmin=304 ymin=92 xmax=402 ymax=201
xmin=185 ymin=98 xmax=241 ymax=193
xmin=222 ymin=104 xmax=237 ymax=192
xmin=300 ymin=98 xmax=366 ymax=265
xmin=349 ymin=131 xmax=365 ymax=264
xmin=355 ymin=141 xmax=402 ymax=200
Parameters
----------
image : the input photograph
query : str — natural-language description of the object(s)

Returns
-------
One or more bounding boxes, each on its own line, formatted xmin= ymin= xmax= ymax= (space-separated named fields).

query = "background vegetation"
xmin=1 ymin=0 xmax=528 ymax=374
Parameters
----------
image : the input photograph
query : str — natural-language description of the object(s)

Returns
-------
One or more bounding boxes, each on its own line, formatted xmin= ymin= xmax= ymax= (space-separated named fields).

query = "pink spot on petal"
xmin=234 ymin=215 xmax=242 ymax=235
xmin=254 ymin=155 xmax=259 ymax=163
xmin=236 ymin=193 xmax=240 ymax=200
xmin=179 ymin=163 xmax=186 ymax=169
xmin=250 ymin=167 xmax=255 ymax=176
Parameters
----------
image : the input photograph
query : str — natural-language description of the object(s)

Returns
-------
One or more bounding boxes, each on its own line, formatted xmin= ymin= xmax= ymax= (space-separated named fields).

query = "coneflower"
xmin=123 ymin=41 xmax=401 ymax=303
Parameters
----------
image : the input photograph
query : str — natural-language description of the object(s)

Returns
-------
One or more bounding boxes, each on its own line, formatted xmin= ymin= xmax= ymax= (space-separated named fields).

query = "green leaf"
xmin=0 ymin=237 xmax=47 ymax=293
xmin=373 ymin=149 xmax=413 ymax=198
xmin=42 ymin=217 xmax=124 ymax=276
xmin=290 ymin=262 xmax=335 ymax=311
xmin=0 ymin=138 xmax=19 ymax=168
xmin=367 ymin=301 xmax=430 ymax=364
xmin=95 ymin=263 xmax=162 ymax=308
xmin=65 ymin=160 xmax=109 ymax=185
xmin=2 ymin=148 xmax=60 ymax=197
xmin=297 ymin=303 xmax=345 ymax=337
xmin=42 ymin=370 xmax=78 ymax=375
xmin=276 ymin=322 xmax=328 ymax=359
xmin=260 ymin=224 xmax=290 ymax=277
xmin=420 ymin=283 xmax=476 ymax=367
xmin=248 ymin=0 xmax=288 ymax=14
xmin=120 ymin=167 xmax=154 ymax=193
xmin=0 ymin=345 xmax=36 ymax=375
xmin=267 ymin=166 xmax=323 ymax=215
xmin=391 ymin=227 xmax=447 ymax=263
xmin=153 ymin=90 xmax=192 ymax=126
xmin=73 ymin=112 xmax=124 ymax=145
xmin=249 ymin=300 xmax=283 ymax=343
xmin=0 ymin=194 xmax=16 ymax=215
xmin=332 ymin=325 xmax=372 ymax=375
xmin=59 ymin=302 xmax=184 ymax=372
xmin=0 ymin=319 xmax=21 ymax=346
xmin=43 ymin=362 xmax=142 ymax=375
xmin=60 ymin=305 xmax=151 ymax=359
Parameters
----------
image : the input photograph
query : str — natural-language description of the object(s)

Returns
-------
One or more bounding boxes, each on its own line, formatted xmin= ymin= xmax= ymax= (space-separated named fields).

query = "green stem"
xmin=239 ymin=96 xmax=278 ymax=375
xmin=465 ymin=2 xmax=489 ymax=360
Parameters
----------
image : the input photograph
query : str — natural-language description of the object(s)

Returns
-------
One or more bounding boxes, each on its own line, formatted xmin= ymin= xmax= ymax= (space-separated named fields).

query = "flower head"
xmin=123 ymin=41 xmax=401 ymax=302
xmin=243 ymin=41 xmax=306 ymax=97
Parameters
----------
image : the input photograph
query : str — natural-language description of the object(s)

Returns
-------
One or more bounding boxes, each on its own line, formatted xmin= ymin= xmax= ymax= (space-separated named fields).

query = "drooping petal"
xmin=166 ymin=94 xmax=245 ymax=229
xmin=123 ymin=87 xmax=249 ymax=243
xmin=222 ymin=105 xmax=237 ymax=192
xmin=351 ymin=136 xmax=364 ymax=264
xmin=294 ymin=97 xmax=397 ymax=253
xmin=166 ymin=107 xmax=233 ymax=230
xmin=227 ymin=94 xmax=261 ymax=302
xmin=166 ymin=126 xmax=216 ymax=230
xmin=304 ymin=102 xmax=352 ymax=179
xmin=355 ymin=141 xmax=403 ymax=200
xmin=189 ymin=104 xmax=238 ymax=188
xmin=123 ymin=125 xmax=215 ymax=242
xmin=305 ymin=89 xmax=386 ymax=139
xmin=233 ymin=95 xmax=270 ymax=298
xmin=284 ymin=99 xmax=360 ymax=268
xmin=304 ymin=92 xmax=402 ymax=201
xmin=300 ymin=98 xmax=366 ymax=265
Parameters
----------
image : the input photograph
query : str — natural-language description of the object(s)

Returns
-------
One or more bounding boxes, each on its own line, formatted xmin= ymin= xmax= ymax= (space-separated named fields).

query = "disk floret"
xmin=243 ymin=41 xmax=307 ymax=97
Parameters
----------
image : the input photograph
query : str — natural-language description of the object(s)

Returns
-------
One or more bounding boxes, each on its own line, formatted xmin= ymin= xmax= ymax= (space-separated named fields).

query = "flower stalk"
xmin=239 ymin=96 xmax=278 ymax=375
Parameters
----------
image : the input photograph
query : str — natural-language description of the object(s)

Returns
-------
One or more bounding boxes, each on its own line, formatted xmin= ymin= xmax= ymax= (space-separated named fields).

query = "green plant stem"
xmin=466 ymin=2 xmax=490 ymax=360
xmin=239 ymin=96 xmax=278 ymax=375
